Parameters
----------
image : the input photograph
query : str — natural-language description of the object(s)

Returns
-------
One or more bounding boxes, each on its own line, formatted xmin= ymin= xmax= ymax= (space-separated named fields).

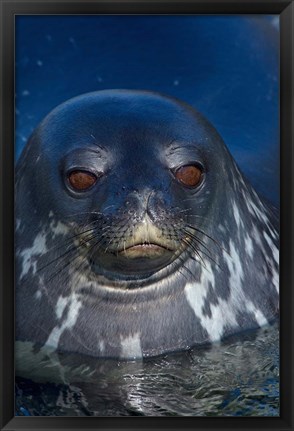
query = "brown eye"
xmin=175 ymin=164 xmax=203 ymax=187
xmin=68 ymin=170 xmax=97 ymax=191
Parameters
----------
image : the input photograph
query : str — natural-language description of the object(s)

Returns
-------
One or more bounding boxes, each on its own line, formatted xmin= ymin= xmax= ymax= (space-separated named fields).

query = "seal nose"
xmin=143 ymin=190 xmax=155 ymax=210
xmin=130 ymin=189 xmax=168 ymax=223
xmin=127 ymin=189 xmax=153 ymax=210
xmin=147 ymin=190 xmax=168 ymax=219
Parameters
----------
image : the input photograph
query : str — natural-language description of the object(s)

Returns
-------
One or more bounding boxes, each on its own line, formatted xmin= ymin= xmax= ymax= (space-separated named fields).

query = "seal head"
xmin=16 ymin=90 xmax=279 ymax=358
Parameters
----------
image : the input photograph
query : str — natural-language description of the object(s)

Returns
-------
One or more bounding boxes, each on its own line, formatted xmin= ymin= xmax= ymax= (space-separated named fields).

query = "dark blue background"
xmin=15 ymin=15 xmax=279 ymax=205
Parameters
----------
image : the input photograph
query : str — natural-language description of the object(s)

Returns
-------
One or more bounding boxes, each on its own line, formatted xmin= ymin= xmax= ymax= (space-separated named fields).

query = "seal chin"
xmin=90 ymin=245 xmax=177 ymax=279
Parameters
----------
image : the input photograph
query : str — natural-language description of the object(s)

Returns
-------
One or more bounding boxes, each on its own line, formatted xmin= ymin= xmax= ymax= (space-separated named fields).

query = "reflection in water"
xmin=15 ymin=322 xmax=279 ymax=416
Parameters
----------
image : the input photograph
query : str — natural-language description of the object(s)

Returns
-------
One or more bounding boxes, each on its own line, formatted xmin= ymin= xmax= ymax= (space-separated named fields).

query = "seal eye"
xmin=68 ymin=170 xmax=97 ymax=191
xmin=175 ymin=164 xmax=203 ymax=187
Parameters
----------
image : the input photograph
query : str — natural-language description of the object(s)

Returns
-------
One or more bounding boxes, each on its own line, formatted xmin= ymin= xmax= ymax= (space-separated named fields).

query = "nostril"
xmin=123 ymin=189 xmax=165 ymax=220
xmin=129 ymin=188 xmax=154 ymax=207
xmin=146 ymin=193 xmax=168 ymax=222
xmin=146 ymin=190 xmax=155 ymax=205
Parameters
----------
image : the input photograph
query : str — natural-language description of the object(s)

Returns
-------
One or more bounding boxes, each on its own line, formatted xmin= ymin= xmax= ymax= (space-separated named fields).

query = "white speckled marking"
xmin=218 ymin=224 xmax=226 ymax=234
xmin=19 ymin=231 xmax=48 ymax=279
xmin=263 ymin=232 xmax=279 ymax=265
xmin=244 ymin=234 xmax=254 ymax=259
xmin=185 ymin=272 xmax=238 ymax=341
xmin=49 ymin=220 xmax=70 ymax=238
xmin=120 ymin=332 xmax=142 ymax=359
xmin=185 ymin=262 xmax=238 ymax=340
xmin=226 ymin=240 xmax=244 ymax=291
xmin=34 ymin=290 xmax=42 ymax=300
xmin=184 ymin=236 xmax=260 ymax=341
xmin=268 ymin=225 xmax=278 ymax=241
xmin=98 ymin=340 xmax=105 ymax=353
xmin=272 ymin=269 xmax=279 ymax=293
xmin=55 ymin=296 xmax=68 ymax=319
xmin=251 ymin=225 xmax=263 ymax=248
xmin=247 ymin=198 xmax=270 ymax=225
xmin=44 ymin=293 xmax=82 ymax=350
xmin=247 ymin=301 xmax=268 ymax=327
xmin=232 ymin=201 xmax=242 ymax=229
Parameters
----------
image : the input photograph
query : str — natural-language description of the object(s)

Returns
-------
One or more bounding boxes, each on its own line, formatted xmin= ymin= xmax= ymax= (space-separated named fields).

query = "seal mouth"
xmin=80 ymin=217 xmax=187 ymax=280
xmin=117 ymin=241 xmax=174 ymax=259
xmin=89 ymin=236 xmax=180 ymax=279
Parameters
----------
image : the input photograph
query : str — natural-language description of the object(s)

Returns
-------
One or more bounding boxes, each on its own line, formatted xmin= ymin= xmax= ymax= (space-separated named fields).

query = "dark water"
xmin=15 ymin=15 xmax=279 ymax=416
xmin=15 ymin=322 xmax=279 ymax=417
xmin=15 ymin=15 xmax=279 ymax=205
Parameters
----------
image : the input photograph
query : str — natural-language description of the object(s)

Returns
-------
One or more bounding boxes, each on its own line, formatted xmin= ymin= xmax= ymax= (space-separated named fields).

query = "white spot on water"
xmin=69 ymin=37 xmax=77 ymax=48
xmin=173 ymin=79 xmax=179 ymax=86
xmin=22 ymin=90 xmax=30 ymax=96
xmin=36 ymin=60 xmax=43 ymax=67
xmin=120 ymin=332 xmax=142 ymax=359
xmin=271 ymin=16 xmax=279 ymax=30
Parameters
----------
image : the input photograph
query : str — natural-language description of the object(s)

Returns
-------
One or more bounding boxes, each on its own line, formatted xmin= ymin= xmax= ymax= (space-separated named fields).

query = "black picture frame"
xmin=0 ymin=0 xmax=293 ymax=430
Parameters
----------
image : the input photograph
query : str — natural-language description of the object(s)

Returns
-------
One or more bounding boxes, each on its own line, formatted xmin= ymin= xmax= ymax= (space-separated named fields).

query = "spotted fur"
xmin=15 ymin=90 xmax=279 ymax=359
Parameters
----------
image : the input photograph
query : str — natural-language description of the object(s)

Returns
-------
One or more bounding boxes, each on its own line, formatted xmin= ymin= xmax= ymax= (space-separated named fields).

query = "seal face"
xmin=15 ymin=90 xmax=279 ymax=359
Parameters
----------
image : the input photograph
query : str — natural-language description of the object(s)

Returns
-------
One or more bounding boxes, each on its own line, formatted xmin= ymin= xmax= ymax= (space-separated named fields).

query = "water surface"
xmin=16 ymin=322 xmax=279 ymax=416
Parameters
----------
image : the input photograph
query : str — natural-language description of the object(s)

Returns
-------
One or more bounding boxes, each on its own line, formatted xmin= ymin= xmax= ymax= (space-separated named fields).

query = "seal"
xmin=15 ymin=90 xmax=279 ymax=359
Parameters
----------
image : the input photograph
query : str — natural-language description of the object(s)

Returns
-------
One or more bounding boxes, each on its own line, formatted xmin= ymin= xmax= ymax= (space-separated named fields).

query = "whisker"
xmin=36 ymin=230 xmax=100 ymax=274
xmin=181 ymin=238 xmax=207 ymax=270
xmin=182 ymin=228 xmax=214 ymax=257
xmin=39 ymin=226 xmax=98 ymax=257
xmin=65 ymin=210 xmax=104 ymax=219
xmin=40 ymin=225 xmax=112 ymax=283
xmin=37 ymin=242 xmax=78 ymax=274
xmin=45 ymin=245 xmax=85 ymax=284
xmin=184 ymin=232 xmax=226 ymax=272
xmin=186 ymin=224 xmax=230 ymax=256
xmin=176 ymin=254 xmax=198 ymax=281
